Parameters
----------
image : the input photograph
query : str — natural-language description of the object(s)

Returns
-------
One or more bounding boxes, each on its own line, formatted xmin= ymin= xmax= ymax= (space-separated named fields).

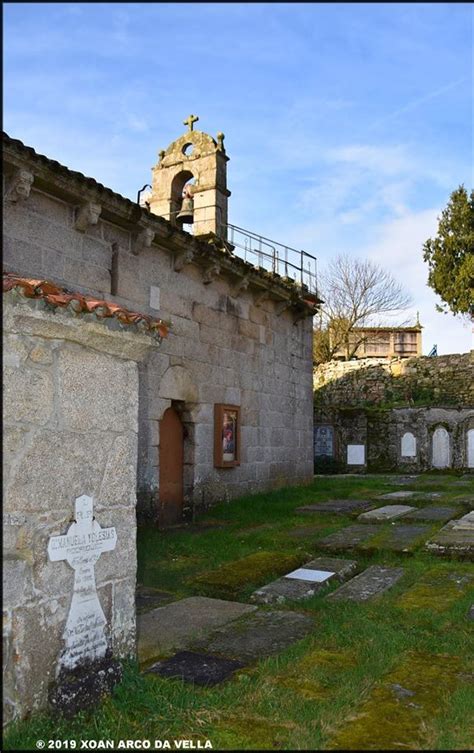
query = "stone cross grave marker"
xmin=48 ymin=495 xmax=117 ymax=671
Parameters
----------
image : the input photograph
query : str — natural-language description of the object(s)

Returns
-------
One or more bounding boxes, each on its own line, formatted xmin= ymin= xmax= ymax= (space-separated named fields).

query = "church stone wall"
xmin=3 ymin=295 xmax=155 ymax=723
xmin=4 ymin=176 xmax=314 ymax=519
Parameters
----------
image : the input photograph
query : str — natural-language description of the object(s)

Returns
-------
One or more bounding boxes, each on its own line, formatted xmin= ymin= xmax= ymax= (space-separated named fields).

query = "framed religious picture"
xmin=214 ymin=404 xmax=241 ymax=468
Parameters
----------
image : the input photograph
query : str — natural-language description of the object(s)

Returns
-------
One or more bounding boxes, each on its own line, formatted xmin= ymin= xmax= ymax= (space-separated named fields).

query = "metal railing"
xmin=225 ymin=223 xmax=318 ymax=295
xmin=146 ymin=203 xmax=318 ymax=295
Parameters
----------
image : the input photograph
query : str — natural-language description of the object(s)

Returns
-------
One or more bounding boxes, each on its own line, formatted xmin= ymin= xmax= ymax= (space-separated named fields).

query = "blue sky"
xmin=4 ymin=2 xmax=473 ymax=353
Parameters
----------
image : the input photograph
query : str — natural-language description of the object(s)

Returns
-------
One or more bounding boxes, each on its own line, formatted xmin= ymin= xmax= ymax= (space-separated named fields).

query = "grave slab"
xmin=451 ymin=511 xmax=474 ymax=529
xmin=250 ymin=557 xmax=357 ymax=605
xmin=327 ymin=651 xmax=468 ymax=750
xmin=390 ymin=475 xmax=420 ymax=485
xmin=425 ymin=516 xmax=474 ymax=559
xmin=360 ymin=524 xmax=431 ymax=553
xmin=358 ymin=504 xmax=415 ymax=522
xmin=297 ymin=499 xmax=376 ymax=515
xmin=146 ymin=651 xmax=245 ymax=686
xmin=317 ymin=524 xmax=380 ymax=551
xmin=402 ymin=506 xmax=461 ymax=523
xmin=379 ymin=491 xmax=442 ymax=500
xmin=137 ymin=596 xmax=257 ymax=664
xmin=327 ymin=565 xmax=404 ymax=602
xmin=195 ymin=609 xmax=315 ymax=663
xmin=397 ymin=569 xmax=474 ymax=612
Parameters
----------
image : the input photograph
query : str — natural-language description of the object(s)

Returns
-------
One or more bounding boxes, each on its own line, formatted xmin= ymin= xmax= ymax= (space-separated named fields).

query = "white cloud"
xmin=364 ymin=209 xmax=472 ymax=355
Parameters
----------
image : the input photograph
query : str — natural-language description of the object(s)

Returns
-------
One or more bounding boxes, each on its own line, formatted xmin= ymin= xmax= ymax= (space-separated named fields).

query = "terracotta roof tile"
xmin=3 ymin=272 xmax=169 ymax=341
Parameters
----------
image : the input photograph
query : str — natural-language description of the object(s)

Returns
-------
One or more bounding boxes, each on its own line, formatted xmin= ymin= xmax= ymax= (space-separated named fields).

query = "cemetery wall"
xmin=314 ymin=353 xmax=474 ymax=407
xmin=3 ymin=134 xmax=316 ymax=522
xmin=314 ymin=354 xmax=474 ymax=472
xmin=3 ymin=290 xmax=158 ymax=723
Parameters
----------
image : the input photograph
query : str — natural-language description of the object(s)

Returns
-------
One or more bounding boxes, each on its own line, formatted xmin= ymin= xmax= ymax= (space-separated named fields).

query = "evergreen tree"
xmin=423 ymin=186 xmax=474 ymax=316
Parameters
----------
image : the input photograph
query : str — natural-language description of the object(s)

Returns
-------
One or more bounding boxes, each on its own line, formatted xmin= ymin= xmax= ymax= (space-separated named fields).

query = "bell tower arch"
xmin=149 ymin=114 xmax=230 ymax=239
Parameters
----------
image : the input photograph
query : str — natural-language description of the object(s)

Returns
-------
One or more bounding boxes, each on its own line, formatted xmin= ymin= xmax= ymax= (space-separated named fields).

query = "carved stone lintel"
xmin=276 ymin=300 xmax=292 ymax=316
xmin=74 ymin=202 xmax=102 ymax=233
xmin=231 ymin=275 xmax=250 ymax=297
xmin=132 ymin=227 xmax=155 ymax=256
xmin=5 ymin=169 xmax=34 ymax=203
xmin=202 ymin=262 xmax=220 ymax=285
xmin=174 ymin=248 xmax=195 ymax=272
xmin=254 ymin=289 xmax=271 ymax=307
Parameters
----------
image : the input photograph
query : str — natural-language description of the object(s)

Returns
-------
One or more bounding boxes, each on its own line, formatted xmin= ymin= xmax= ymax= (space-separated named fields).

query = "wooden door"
xmin=159 ymin=407 xmax=184 ymax=526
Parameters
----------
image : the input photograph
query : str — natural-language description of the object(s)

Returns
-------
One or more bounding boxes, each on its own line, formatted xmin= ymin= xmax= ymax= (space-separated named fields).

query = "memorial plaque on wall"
xmin=314 ymin=425 xmax=334 ymax=457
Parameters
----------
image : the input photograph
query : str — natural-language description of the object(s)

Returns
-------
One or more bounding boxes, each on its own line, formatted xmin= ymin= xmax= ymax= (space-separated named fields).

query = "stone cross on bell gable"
xmin=48 ymin=495 xmax=117 ymax=671
xmin=183 ymin=114 xmax=199 ymax=131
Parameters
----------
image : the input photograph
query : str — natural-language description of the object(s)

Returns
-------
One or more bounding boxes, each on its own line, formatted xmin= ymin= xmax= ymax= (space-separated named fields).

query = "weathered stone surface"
xmin=195 ymin=609 xmax=315 ymax=662
xmin=468 ymin=604 xmax=474 ymax=621
xmin=250 ymin=557 xmax=357 ymax=604
xmin=297 ymin=499 xmax=376 ymax=515
xmin=327 ymin=652 xmax=469 ymax=750
xmin=58 ymin=348 xmax=138 ymax=433
xmin=317 ymin=524 xmax=380 ymax=551
xmin=3 ymin=362 xmax=54 ymax=426
xmin=327 ymin=565 xmax=404 ymax=602
xmin=397 ymin=569 xmax=474 ymax=612
xmin=451 ymin=511 xmax=474 ymax=529
xmin=390 ymin=475 xmax=420 ymax=484
xmin=48 ymin=657 xmax=122 ymax=718
xmin=189 ymin=551 xmax=304 ymax=599
xmin=402 ymin=505 xmax=461 ymax=523
xmin=146 ymin=650 xmax=245 ymax=686
xmin=358 ymin=504 xmax=415 ymax=522
xmin=425 ymin=516 xmax=474 ymax=559
xmin=137 ymin=597 xmax=256 ymax=664
xmin=378 ymin=491 xmax=442 ymax=500
xmin=361 ymin=524 xmax=431 ymax=553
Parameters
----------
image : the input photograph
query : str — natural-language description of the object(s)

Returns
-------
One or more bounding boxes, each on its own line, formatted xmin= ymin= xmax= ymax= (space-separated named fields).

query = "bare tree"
xmin=314 ymin=254 xmax=412 ymax=362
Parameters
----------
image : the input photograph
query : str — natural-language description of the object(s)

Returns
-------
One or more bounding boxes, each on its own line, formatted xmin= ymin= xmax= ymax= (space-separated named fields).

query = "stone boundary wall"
xmin=3 ymin=293 xmax=157 ymax=723
xmin=314 ymin=353 xmax=474 ymax=408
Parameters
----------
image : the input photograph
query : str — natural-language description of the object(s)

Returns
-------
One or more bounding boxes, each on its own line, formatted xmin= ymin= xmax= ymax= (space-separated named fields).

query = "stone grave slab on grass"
xmin=194 ymin=609 xmax=315 ymax=663
xmin=146 ymin=650 xmax=245 ymax=686
xmin=327 ymin=651 xmax=469 ymax=750
xmin=389 ymin=475 xmax=420 ymax=485
xmin=379 ymin=491 xmax=442 ymax=500
xmin=397 ymin=568 xmax=474 ymax=612
xmin=425 ymin=512 xmax=474 ymax=559
xmin=250 ymin=557 xmax=357 ymax=605
xmin=296 ymin=499 xmax=376 ymax=516
xmin=188 ymin=551 xmax=304 ymax=599
xmin=137 ymin=596 xmax=256 ymax=664
xmin=358 ymin=504 xmax=415 ymax=522
xmin=327 ymin=565 xmax=404 ymax=602
xmin=401 ymin=505 xmax=462 ymax=523
xmin=359 ymin=524 xmax=432 ymax=553
xmin=316 ymin=524 xmax=381 ymax=552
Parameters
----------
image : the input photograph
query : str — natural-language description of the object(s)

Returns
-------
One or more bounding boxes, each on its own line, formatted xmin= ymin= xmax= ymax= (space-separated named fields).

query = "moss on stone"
xmin=212 ymin=713 xmax=296 ymax=749
xmin=189 ymin=551 xmax=305 ymax=599
xmin=327 ymin=651 xmax=469 ymax=750
xmin=397 ymin=569 xmax=474 ymax=612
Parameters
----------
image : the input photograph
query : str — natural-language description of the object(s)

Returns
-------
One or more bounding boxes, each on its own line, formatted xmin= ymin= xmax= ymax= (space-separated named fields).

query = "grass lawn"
xmin=5 ymin=473 xmax=474 ymax=751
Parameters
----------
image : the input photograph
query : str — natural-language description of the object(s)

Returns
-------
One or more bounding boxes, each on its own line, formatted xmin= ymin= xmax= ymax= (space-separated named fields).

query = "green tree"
xmin=423 ymin=185 xmax=474 ymax=316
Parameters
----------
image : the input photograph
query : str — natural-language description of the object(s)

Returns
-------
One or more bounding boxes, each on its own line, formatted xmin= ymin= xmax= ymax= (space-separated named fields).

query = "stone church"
xmin=3 ymin=117 xmax=319 ymax=721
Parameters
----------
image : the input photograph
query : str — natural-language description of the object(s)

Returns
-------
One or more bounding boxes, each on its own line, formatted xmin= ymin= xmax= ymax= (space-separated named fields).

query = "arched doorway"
xmin=159 ymin=406 xmax=184 ymax=526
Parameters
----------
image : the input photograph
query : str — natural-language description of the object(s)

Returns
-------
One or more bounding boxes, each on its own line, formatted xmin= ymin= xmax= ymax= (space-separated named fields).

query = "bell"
xmin=176 ymin=196 xmax=194 ymax=225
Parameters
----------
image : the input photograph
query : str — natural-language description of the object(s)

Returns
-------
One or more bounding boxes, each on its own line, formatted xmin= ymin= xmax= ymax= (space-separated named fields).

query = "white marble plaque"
xmin=347 ymin=444 xmax=365 ymax=465
xmin=284 ymin=568 xmax=335 ymax=582
xmin=48 ymin=495 xmax=117 ymax=671
xmin=432 ymin=426 xmax=450 ymax=469
xmin=401 ymin=432 xmax=417 ymax=458
xmin=467 ymin=429 xmax=474 ymax=469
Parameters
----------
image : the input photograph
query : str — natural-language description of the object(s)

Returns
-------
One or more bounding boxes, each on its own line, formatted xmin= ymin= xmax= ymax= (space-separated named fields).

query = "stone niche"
xmin=3 ymin=291 xmax=161 ymax=724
